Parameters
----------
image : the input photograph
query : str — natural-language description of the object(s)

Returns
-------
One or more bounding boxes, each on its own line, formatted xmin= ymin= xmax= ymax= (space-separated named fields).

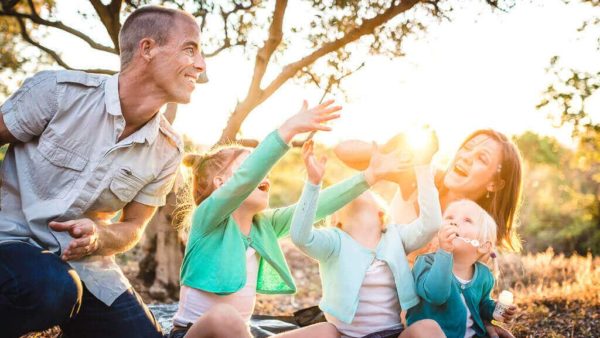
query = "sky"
xmin=9 ymin=0 xmax=600 ymax=158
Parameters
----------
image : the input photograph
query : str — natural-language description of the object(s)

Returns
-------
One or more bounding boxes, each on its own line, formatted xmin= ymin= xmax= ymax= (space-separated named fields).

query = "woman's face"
xmin=444 ymin=134 xmax=504 ymax=200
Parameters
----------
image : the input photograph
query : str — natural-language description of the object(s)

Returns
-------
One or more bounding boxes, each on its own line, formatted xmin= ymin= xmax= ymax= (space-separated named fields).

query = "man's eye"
xmin=185 ymin=48 xmax=194 ymax=55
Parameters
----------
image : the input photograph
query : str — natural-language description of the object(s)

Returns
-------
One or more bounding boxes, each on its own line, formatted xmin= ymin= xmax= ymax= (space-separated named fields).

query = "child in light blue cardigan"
xmin=283 ymin=140 xmax=446 ymax=338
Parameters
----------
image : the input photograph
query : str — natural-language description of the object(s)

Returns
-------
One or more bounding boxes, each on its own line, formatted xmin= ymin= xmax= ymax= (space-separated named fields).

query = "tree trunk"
xmin=137 ymin=170 xmax=184 ymax=301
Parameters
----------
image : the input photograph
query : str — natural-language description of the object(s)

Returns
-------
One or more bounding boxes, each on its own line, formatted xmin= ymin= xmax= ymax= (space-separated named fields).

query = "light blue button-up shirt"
xmin=0 ymin=70 xmax=183 ymax=305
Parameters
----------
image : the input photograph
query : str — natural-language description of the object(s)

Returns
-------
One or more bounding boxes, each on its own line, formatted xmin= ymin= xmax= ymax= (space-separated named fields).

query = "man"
xmin=0 ymin=6 xmax=206 ymax=337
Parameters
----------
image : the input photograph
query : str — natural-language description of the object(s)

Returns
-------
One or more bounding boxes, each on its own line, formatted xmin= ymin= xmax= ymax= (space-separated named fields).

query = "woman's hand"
xmin=302 ymin=140 xmax=327 ymax=185
xmin=278 ymin=100 xmax=342 ymax=143
xmin=364 ymin=143 xmax=413 ymax=186
xmin=412 ymin=128 xmax=439 ymax=166
xmin=438 ymin=222 xmax=458 ymax=253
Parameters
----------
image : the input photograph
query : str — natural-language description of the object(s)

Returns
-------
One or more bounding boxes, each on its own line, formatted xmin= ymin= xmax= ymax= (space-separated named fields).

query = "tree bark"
xmin=137 ymin=172 xmax=184 ymax=301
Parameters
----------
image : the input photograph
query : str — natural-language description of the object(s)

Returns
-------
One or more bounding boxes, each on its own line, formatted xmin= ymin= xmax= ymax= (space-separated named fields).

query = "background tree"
xmin=535 ymin=0 xmax=599 ymax=254
xmin=0 ymin=0 xmax=510 ymax=299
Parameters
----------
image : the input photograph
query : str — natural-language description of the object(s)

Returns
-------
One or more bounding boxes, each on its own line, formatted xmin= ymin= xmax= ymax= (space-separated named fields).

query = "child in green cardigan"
xmin=406 ymin=199 xmax=518 ymax=338
xmin=169 ymin=101 xmax=410 ymax=338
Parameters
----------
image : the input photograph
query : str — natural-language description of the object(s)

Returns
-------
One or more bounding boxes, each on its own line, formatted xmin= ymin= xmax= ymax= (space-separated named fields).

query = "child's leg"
xmin=183 ymin=304 xmax=251 ymax=338
xmin=398 ymin=319 xmax=445 ymax=338
xmin=272 ymin=322 xmax=340 ymax=338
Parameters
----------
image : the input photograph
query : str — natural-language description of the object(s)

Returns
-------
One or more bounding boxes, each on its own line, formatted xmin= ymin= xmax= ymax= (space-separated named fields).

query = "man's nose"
xmin=194 ymin=54 xmax=208 ymax=83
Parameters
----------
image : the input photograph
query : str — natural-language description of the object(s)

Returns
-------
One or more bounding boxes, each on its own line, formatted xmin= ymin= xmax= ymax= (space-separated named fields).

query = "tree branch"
xmin=260 ymin=0 xmax=420 ymax=102
xmin=217 ymin=0 xmax=288 ymax=143
xmin=0 ymin=2 xmax=116 ymax=54
xmin=89 ymin=0 xmax=122 ymax=51
xmin=247 ymin=0 xmax=287 ymax=97
xmin=203 ymin=1 xmax=252 ymax=58
xmin=16 ymin=17 xmax=115 ymax=75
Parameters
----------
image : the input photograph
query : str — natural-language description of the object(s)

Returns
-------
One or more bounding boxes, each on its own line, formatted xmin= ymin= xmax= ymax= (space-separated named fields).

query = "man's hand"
xmin=49 ymin=218 xmax=99 ymax=261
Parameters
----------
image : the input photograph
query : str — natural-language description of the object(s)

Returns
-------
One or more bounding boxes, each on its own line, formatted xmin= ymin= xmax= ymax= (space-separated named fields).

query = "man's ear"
xmin=139 ymin=38 xmax=157 ymax=62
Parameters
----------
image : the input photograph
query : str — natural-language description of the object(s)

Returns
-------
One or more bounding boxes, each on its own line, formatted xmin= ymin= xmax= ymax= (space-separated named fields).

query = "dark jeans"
xmin=0 ymin=241 xmax=163 ymax=338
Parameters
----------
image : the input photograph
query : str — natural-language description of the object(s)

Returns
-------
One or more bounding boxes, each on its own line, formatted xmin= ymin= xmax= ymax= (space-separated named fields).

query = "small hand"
xmin=364 ymin=143 xmax=413 ymax=185
xmin=438 ymin=222 xmax=458 ymax=253
xmin=302 ymin=139 xmax=327 ymax=185
xmin=485 ymin=322 xmax=515 ymax=338
xmin=49 ymin=218 xmax=100 ymax=261
xmin=278 ymin=100 xmax=342 ymax=143
xmin=502 ymin=304 xmax=518 ymax=322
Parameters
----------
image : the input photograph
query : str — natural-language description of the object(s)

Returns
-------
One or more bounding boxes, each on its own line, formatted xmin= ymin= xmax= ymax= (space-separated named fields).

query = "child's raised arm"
xmin=290 ymin=140 xmax=339 ymax=261
xmin=396 ymin=130 xmax=443 ymax=253
xmin=190 ymin=100 xmax=342 ymax=238
xmin=412 ymin=249 xmax=454 ymax=305
xmin=267 ymin=144 xmax=413 ymax=237
xmin=396 ymin=165 xmax=443 ymax=253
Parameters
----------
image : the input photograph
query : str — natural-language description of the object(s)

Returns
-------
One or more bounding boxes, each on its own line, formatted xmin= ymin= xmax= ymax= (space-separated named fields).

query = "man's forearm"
xmin=95 ymin=221 xmax=145 ymax=256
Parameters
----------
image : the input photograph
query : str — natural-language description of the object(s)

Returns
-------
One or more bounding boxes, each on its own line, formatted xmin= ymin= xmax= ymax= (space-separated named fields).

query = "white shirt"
xmin=173 ymin=247 xmax=259 ymax=326
xmin=455 ymin=274 xmax=476 ymax=338
xmin=326 ymin=259 xmax=403 ymax=338
xmin=0 ymin=70 xmax=183 ymax=305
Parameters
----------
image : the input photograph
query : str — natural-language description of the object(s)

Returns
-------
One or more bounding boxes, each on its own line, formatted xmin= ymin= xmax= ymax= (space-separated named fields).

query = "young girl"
xmin=283 ymin=140 xmax=446 ymax=338
xmin=169 ymin=101 xmax=408 ymax=338
xmin=406 ymin=200 xmax=518 ymax=338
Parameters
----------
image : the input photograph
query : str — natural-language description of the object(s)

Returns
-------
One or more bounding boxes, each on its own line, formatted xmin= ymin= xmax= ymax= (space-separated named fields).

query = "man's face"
xmin=150 ymin=16 xmax=205 ymax=104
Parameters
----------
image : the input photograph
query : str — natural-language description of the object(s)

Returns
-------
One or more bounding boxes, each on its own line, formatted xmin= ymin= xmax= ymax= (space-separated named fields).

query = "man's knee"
xmin=28 ymin=265 xmax=82 ymax=317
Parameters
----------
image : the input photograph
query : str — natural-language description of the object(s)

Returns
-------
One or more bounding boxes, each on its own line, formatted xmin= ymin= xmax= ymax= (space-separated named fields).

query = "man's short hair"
xmin=118 ymin=6 xmax=195 ymax=69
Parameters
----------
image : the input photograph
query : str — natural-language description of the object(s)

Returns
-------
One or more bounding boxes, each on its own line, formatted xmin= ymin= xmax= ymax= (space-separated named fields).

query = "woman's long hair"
xmin=443 ymin=129 xmax=524 ymax=252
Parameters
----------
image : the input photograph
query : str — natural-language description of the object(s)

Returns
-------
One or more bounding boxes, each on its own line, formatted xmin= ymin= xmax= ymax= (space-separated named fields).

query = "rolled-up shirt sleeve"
xmin=1 ymin=71 xmax=59 ymax=142
xmin=134 ymin=152 xmax=182 ymax=207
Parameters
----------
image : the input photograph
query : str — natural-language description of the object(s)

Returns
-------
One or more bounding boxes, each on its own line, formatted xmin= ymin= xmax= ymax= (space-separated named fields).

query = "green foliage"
xmin=514 ymin=132 xmax=600 ymax=255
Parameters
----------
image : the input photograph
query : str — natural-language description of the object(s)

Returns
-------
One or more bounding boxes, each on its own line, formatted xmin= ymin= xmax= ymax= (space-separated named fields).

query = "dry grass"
xmin=22 ymin=244 xmax=600 ymax=338
xmin=254 ymin=243 xmax=600 ymax=338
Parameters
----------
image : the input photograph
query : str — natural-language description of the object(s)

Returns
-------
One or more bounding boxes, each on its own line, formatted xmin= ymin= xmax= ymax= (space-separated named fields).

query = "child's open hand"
xmin=438 ymin=222 xmax=458 ymax=253
xmin=364 ymin=143 xmax=413 ymax=186
xmin=278 ymin=100 xmax=342 ymax=143
xmin=302 ymin=140 xmax=327 ymax=185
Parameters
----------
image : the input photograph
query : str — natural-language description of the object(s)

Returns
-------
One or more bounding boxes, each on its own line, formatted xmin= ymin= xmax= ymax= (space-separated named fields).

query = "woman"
xmin=334 ymin=129 xmax=523 ymax=338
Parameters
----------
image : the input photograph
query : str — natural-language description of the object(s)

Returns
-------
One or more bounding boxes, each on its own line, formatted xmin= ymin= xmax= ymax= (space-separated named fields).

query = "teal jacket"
xmin=407 ymin=250 xmax=497 ymax=338
xmin=290 ymin=165 xmax=442 ymax=324
xmin=180 ymin=130 xmax=371 ymax=295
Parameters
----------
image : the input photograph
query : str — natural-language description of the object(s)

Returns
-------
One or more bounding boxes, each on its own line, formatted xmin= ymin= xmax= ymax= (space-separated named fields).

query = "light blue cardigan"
xmin=290 ymin=165 xmax=443 ymax=324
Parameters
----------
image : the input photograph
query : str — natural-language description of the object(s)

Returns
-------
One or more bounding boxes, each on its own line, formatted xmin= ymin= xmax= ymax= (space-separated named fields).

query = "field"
xmin=23 ymin=242 xmax=599 ymax=338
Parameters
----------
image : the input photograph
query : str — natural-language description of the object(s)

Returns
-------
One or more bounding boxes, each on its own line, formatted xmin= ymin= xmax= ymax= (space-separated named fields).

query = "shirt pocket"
xmin=109 ymin=167 xmax=146 ymax=203
xmin=86 ymin=167 xmax=149 ymax=215
xmin=26 ymin=138 xmax=88 ymax=200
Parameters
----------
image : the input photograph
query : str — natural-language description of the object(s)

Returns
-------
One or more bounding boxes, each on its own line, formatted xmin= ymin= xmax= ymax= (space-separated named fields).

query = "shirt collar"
xmin=104 ymin=73 xmax=122 ymax=117
xmin=128 ymin=112 xmax=161 ymax=145
xmin=105 ymin=73 xmax=162 ymax=146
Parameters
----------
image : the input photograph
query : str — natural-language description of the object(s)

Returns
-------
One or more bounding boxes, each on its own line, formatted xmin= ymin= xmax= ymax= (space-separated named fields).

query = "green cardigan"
xmin=180 ymin=130 xmax=371 ymax=295
xmin=406 ymin=250 xmax=497 ymax=338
